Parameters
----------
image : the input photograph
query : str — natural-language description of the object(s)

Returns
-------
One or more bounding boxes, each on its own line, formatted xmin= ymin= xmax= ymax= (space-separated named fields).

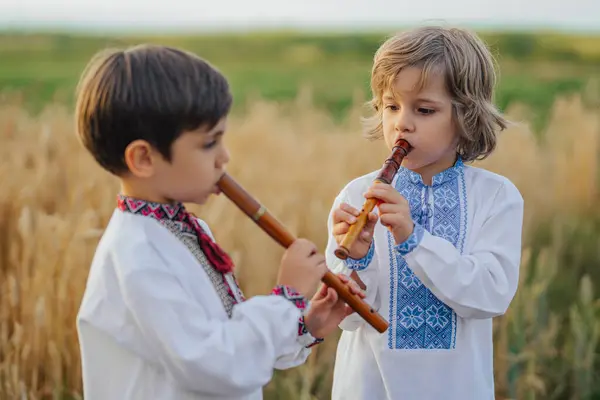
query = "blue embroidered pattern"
xmin=388 ymin=159 xmax=466 ymax=350
xmin=344 ymin=241 xmax=375 ymax=271
xmin=396 ymin=223 xmax=425 ymax=255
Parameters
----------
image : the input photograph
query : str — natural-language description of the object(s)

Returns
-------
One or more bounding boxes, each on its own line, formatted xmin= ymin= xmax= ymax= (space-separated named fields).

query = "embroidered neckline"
xmin=117 ymin=195 xmax=185 ymax=220
xmin=116 ymin=195 xmax=196 ymax=235
xmin=396 ymin=157 xmax=464 ymax=187
xmin=116 ymin=194 xmax=235 ymax=274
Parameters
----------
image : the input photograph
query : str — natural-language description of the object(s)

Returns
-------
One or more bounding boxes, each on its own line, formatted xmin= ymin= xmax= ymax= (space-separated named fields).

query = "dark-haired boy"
xmin=75 ymin=44 xmax=363 ymax=400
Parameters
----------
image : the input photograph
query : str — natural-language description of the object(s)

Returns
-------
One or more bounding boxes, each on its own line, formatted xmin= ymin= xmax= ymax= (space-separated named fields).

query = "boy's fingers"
xmin=292 ymin=238 xmax=318 ymax=256
xmin=366 ymin=184 xmax=408 ymax=205
xmin=332 ymin=222 xmax=350 ymax=236
xmin=339 ymin=203 xmax=360 ymax=216
xmin=377 ymin=203 xmax=404 ymax=214
xmin=365 ymin=189 xmax=396 ymax=203
xmin=318 ymin=282 xmax=329 ymax=297
xmin=344 ymin=305 xmax=356 ymax=317
xmin=333 ymin=208 xmax=358 ymax=225
xmin=347 ymin=279 xmax=360 ymax=294
xmin=365 ymin=212 xmax=379 ymax=228
xmin=326 ymin=288 xmax=338 ymax=304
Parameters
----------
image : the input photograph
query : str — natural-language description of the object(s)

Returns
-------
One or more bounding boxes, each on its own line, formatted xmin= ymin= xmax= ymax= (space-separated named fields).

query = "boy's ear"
xmin=124 ymin=139 xmax=159 ymax=178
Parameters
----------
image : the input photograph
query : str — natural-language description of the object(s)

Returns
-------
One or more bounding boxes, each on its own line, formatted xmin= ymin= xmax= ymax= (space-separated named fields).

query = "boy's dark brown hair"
xmin=75 ymin=44 xmax=232 ymax=175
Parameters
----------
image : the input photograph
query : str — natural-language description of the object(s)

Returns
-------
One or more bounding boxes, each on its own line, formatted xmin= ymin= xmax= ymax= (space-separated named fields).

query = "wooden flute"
xmin=216 ymin=173 xmax=389 ymax=333
xmin=334 ymin=138 xmax=412 ymax=260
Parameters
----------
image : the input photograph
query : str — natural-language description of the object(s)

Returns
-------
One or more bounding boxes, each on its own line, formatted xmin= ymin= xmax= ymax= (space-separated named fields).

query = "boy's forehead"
xmin=383 ymin=67 xmax=447 ymax=100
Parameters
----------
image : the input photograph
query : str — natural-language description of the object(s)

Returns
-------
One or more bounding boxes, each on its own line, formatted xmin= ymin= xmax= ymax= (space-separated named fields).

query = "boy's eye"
xmin=202 ymin=132 xmax=224 ymax=149
xmin=418 ymin=108 xmax=435 ymax=115
xmin=384 ymin=104 xmax=398 ymax=111
xmin=203 ymin=140 xmax=218 ymax=149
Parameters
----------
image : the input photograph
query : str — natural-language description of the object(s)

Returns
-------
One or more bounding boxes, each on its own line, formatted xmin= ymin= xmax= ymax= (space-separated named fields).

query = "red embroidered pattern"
xmin=117 ymin=195 xmax=244 ymax=307
xmin=117 ymin=195 xmax=234 ymax=274
xmin=271 ymin=285 xmax=323 ymax=347
xmin=271 ymin=285 xmax=308 ymax=311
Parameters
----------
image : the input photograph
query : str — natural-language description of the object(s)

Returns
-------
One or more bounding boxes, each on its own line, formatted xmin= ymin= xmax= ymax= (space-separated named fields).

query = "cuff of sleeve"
xmin=297 ymin=316 xmax=324 ymax=348
xmin=344 ymin=241 xmax=375 ymax=271
xmin=395 ymin=223 xmax=425 ymax=256
xmin=270 ymin=285 xmax=323 ymax=348
xmin=271 ymin=285 xmax=310 ymax=314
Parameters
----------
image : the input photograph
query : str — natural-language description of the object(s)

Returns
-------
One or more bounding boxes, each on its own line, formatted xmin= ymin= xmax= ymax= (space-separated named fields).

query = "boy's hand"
xmin=304 ymin=274 xmax=365 ymax=338
xmin=364 ymin=182 xmax=414 ymax=245
xmin=277 ymin=239 xmax=327 ymax=298
xmin=332 ymin=203 xmax=378 ymax=259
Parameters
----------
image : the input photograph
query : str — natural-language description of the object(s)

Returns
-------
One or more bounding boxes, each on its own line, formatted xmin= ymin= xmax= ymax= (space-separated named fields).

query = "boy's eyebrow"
xmin=383 ymin=94 xmax=444 ymax=105
xmin=417 ymin=97 xmax=443 ymax=105
xmin=207 ymin=129 xmax=225 ymax=137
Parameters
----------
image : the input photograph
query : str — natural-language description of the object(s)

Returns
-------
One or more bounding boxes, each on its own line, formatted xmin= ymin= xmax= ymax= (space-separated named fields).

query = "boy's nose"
xmin=394 ymin=112 xmax=415 ymax=133
xmin=217 ymin=146 xmax=230 ymax=167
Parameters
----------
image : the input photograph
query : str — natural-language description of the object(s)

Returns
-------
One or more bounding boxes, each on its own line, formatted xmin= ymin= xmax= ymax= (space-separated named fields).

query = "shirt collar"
xmin=396 ymin=157 xmax=464 ymax=187
xmin=117 ymin=194 xmax=187 ymax=224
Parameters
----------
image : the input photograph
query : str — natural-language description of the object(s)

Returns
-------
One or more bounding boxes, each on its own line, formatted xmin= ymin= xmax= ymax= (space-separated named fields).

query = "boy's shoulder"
xmin=98 ymin=210 xmax=215 ymax=252
xmin=93 ymin=210 xmax=168 ymax=273
xmin=463 ymin=164 xmax=523 ymax=202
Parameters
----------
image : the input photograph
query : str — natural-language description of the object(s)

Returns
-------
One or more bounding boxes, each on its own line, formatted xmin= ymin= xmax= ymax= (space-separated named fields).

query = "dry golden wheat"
xmin=0 ymin=92 xmax=598 ymax=399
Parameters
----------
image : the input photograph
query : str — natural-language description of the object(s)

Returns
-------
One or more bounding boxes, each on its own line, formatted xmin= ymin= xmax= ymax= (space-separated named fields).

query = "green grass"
xmin=1 ymin=29 xmax=599 ymax=131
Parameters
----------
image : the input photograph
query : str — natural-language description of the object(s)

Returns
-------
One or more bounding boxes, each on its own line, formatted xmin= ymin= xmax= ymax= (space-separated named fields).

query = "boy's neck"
xmin=120 ymin=180 xmax=175 ymax=205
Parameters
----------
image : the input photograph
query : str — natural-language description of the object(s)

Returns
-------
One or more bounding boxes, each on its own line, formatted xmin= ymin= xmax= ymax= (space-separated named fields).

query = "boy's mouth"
xmin=212 ymin=172 xmax=226 ymax=195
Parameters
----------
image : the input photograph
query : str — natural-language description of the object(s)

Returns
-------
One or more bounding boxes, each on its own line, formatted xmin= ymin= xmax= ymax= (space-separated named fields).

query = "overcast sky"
xmin=1 ymin=0 xmax=599 ymax=32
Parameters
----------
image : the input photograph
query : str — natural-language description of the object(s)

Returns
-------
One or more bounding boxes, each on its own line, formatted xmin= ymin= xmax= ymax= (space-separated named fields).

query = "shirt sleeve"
xmin=198 ymin=218 xmax=322 ymax=359
xmin=324 ymin=188 xmax=383 ymax=331
xmin=269 ymin=285 xmax=322 ymax=370
xmin=118 ymin=243 xmax=312 ymax=398
xmin=397 ymin=180 xmax=524 ymax=320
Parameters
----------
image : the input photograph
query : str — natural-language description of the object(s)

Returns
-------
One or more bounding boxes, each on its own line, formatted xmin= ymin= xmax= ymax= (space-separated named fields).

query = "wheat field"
xmin=0 ymin=89 xmax=599 ymax=399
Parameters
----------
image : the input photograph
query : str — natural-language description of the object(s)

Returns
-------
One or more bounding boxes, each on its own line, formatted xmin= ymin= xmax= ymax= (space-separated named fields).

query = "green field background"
xmin=2 ymin=29 xmax=600 ymax=131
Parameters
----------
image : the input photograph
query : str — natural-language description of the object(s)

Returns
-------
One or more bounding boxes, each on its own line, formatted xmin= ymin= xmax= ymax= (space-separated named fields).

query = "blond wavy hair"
xmin=363 ymin=26 xmax=509 ymax=162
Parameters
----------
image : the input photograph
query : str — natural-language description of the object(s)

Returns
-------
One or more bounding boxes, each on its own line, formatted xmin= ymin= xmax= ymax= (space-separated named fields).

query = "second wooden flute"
xmin=217 ymin=172 xmax=389 ymax=333
xmin=334 ymin=138 xmax=412 ymax=260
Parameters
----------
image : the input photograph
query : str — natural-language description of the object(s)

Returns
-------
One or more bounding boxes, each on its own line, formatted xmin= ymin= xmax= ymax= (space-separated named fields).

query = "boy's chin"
xmin=191 ymin=195 xmax=210 ymax=205
xmin=194 ymin=190 xmax=222 ymax=205
xmin=401 ymin=158 xmax=424 ymax=170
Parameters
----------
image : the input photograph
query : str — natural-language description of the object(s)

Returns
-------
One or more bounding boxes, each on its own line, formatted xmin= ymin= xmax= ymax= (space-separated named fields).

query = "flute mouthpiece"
xmin=395 ymin=138 xmax=412 ymax=150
